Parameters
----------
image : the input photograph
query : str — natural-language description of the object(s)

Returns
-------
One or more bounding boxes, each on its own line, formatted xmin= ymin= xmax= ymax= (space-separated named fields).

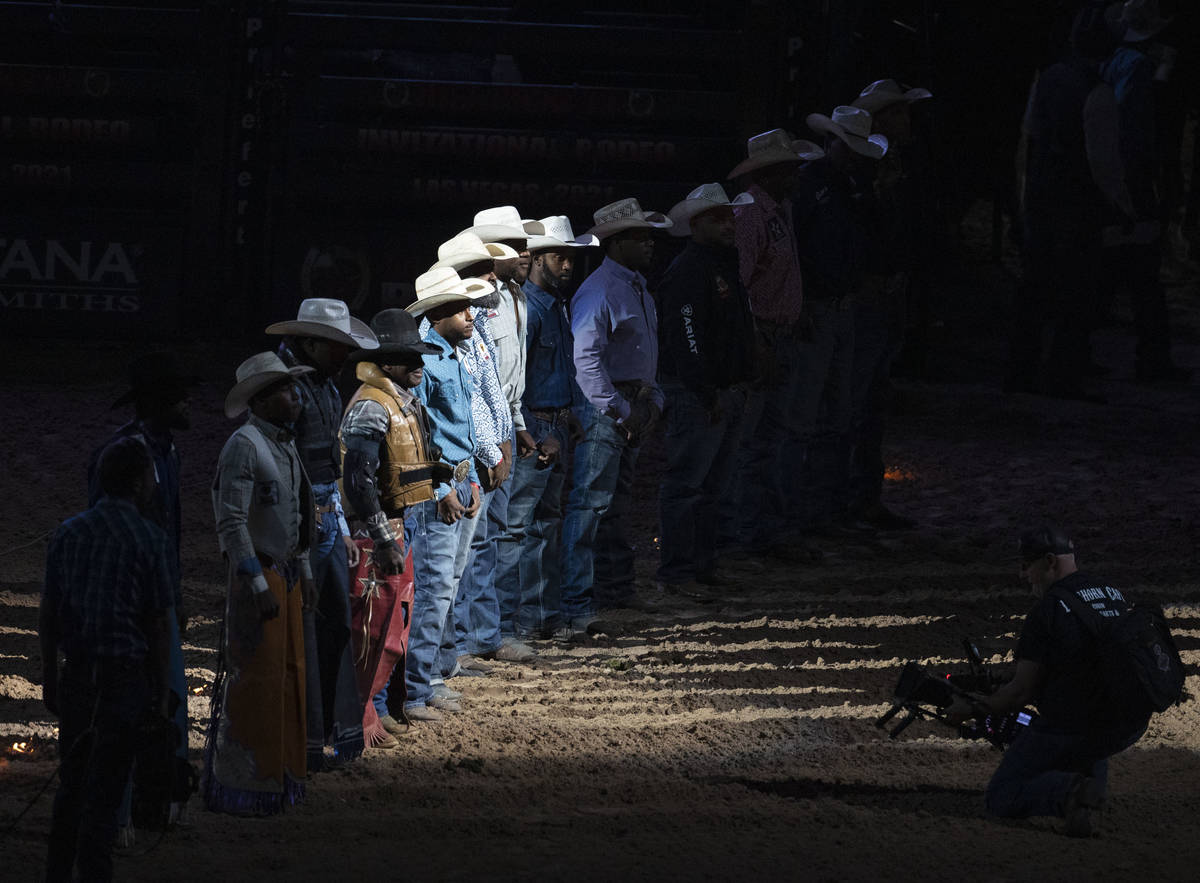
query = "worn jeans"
xmin=496 ymin=416 xmax=568 ymax=638
xmin=560 ymin=401 xmax=639 ymax=618
xmin=658 ymin=382 xmax=746 ymax=583
xmin=986 ymin=719 xmax=1147 ymax=820
xmin=47 ymin=660 xmax=150 ymax=883
xmin=404 ymin=479 xmax=473 ymax=710
xmin=454 ymin=476 xmax=508 ymax=657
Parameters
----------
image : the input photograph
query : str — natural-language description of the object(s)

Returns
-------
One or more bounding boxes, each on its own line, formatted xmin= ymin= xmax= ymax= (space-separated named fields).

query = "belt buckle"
xmin=453 ymin=459 xmax=470 ymax=483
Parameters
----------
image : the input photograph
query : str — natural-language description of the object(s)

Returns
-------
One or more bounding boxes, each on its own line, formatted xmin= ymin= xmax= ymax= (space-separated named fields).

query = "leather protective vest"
xmin=340 ymin=363 xmax=438 ymax=512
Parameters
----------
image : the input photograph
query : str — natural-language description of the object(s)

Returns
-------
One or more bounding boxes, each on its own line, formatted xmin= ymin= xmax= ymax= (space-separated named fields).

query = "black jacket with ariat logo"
xmin=655 ymin=240 xmax=756 ymax=405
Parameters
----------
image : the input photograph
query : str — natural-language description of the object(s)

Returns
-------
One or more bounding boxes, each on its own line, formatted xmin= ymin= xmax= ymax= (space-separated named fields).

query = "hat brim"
xmin=851 ymin=87 xmax=932 ymax=115
xmin=806 ymin=114 xmax=889 ymax=159
xmin=406 ymin=279 xmax=492 ymax=318
xmin=667 ymin=191 xmax=755 ymax=237
xmin=585 ymin=212 xmax=673 ymax=241
xmin=468 ymin=223 xmax=528 ymax=244
xmin=527 ymin=233 xmax=599 ymax=251
xmin=727 ymin=147 xmax=803 ymax=179
xmin=264 ymin=317 xmax=379 ymax=349
xmin=111 ymin=374 xmax=201 ymax=408
xmin=791 ymin=138 xmax=827 ymax=161
xmin=347 ymin=340 xmax=441 ymax=364
xmin=224 ymin=365 xmax=313 ymax=419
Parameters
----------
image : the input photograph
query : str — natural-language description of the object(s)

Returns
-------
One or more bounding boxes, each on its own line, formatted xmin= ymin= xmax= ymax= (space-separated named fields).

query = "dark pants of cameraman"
xmin=985 ymin=719 xmax=1146 ymax=821
xmin=47 ymin=659 xmax=150 ymax=883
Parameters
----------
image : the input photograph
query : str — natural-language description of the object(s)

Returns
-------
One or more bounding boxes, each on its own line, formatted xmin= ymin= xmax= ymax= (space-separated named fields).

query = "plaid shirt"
xmin=733 ymin=182 xmax=804 ymax=325
xmin=43 ymin=496 xmax=175 ymax=661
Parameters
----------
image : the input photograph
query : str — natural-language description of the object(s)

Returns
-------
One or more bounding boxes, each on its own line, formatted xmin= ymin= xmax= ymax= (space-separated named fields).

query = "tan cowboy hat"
xmin=1106 ymin=0 xmax=1172 ymax=43
xmin=264 ymin=298 xmax=379 ymax=349
xmin=791 ymin=139 xmax=826 ymax=161
xmin=224 ymin=351 xmax=314 ymax=418
xmin=584 ymin=197 xmax=673 ymax=240
xmin=727 ymin=128 xmax=804 ymax=179
xmin=851 ymin=79 xmax=932 ymax=116
xmin=406 ymin=266 xmax=491 ymax=318
xmin=431 ymin=231 xmax=519 ymax=273
xmin=467 ymin=205 xmax=545 ymax=243
xmin=526 ymin=215 xmax=600 ymax=251
xmin=667 ymin=183 xmax=754 ymax=237
xmin=806 ymin=106 xmax=889 ymax=160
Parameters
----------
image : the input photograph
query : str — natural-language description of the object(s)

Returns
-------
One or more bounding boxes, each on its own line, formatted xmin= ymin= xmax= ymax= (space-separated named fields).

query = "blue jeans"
xmin=658 ymin=383 xmax=746 ymax=583
xmin=986 ymin=719 xmax=1147 ymax=820
xmin=454 ymin=478 xmax=507 ymax=657
xmin=496 ymin=416 xmax=568 ymax=637
xmin=47 ymin=660 xmax=150 ymax=883
xmin=560 ymin=401 xmax=639 ymax=618
xmin=404 ymin=479 xmax=473 ymax=710
xmin=732 ymin=322 xmax=806 ymax=550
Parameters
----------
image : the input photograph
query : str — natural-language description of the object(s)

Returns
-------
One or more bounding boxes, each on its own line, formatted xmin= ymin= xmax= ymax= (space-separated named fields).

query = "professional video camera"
xmin=876 ymin=639 xmax=1037 ymax=750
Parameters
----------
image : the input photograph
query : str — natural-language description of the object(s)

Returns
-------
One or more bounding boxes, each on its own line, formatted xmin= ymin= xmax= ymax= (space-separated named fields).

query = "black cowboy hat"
xmin=112 ymin=350 xmax=202 ymax=408
xmin=348 ymin=308 xmax=441 ymax=364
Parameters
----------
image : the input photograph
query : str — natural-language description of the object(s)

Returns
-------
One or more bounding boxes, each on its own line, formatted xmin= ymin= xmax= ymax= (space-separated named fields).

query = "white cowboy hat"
xmin=466 ymin=205 xmax=545 ymax=244
xmin=792 ymin=139 xmax=826 ymax=161
xmin=526 ymin=215 xmax=600 ymax=251
xmin=584 ymin=197 xmax=673 ymax=240
xmin=224 ymin=351 xmax=314 ymax=418
xmin=406 ymin=266 xmax=491 ymax=318
xmin=1106 ymin=0 xmax=1171 ymax=43
xmin=264 ymin=297 xmax=380 ymax=349
xmin=727 ymin=128 xmax=804 ymax=179
xmin=851 ymin=79 xmax=932 ymax=116
xmin=806 ymin=106 xmax=889 ymax=160
xmin=667 ymin=183 xmax=754 ymax=237
xmin=430 ymin=231 xmax=519 ymax=273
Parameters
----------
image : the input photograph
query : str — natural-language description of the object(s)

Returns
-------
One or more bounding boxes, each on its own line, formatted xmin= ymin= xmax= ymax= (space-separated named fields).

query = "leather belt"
xmin=315 ymin=502 xmax=337 ymax=516
xmin=529 ymin=407 xmax=572 ymax=424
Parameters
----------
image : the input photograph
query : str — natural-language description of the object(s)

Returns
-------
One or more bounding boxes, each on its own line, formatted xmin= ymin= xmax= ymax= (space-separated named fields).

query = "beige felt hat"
xmin=466 ymin=205 xmax=545 ymax=244
xmin=727 ymin=128 xmax=805 ymax=179
xmin=584 ymin=197 xmax=673 ymax=240
xmin=264 ymin=298 xmax=379 ymax=349
xmin=526 ymin=215 xmax=600 ymax=251
xmin=430 ymin=231 xmax=519 ymax=273
xmin=667 ymin=183 xmax=754 ymax=237
xmin=851 ymin=79 xmax=932 ymax=116
xmin=224 ymin=351 xmax=314 ymax=418
xmin=406 ymin=266 xmax=492 ymax=318
xmin=806 ymin=106 xmax=890 ymax=159
xmin=792 ymin=138 xmax=826 ymax=161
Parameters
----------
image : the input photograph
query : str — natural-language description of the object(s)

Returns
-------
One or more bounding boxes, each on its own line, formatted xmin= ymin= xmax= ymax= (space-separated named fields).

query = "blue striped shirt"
xmin=43 ymin=496 xmax=175 ymax=661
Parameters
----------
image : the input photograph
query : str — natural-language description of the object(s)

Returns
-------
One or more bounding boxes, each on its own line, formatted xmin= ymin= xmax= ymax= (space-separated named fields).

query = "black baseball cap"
xmin=1018 ymin=525 xmax=1075 ymax=562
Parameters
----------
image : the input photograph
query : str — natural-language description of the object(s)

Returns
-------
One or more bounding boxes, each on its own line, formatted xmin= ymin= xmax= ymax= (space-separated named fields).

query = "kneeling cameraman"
xmin=947 ymin=526 xmax=1151 ymax=837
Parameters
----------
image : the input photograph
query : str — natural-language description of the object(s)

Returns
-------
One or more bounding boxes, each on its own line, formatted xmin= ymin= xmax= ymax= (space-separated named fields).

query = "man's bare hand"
xmin=376 ymin=541 xmax=406 ymax=575
xmin=464 ymin=483 xmax=482 ymax=518
xmin=256 ymin=585 xmax=282 ymax=620
xmin=493 ymin=440 xmax=513 ymax=485
xmin=566 ymin=410 xmax=584 ymax=444
xmin=438 ymin=492 xmax=466 ymax=525
xmin=536 ymin=433 xmax=561 ymax=467
xmin=299 ymin=576 xmax=317 ymax=613
xmin=516 ymin=429 xmax=537 ymax=459
xmin=342 ymin=534 xmax=361 ymax=567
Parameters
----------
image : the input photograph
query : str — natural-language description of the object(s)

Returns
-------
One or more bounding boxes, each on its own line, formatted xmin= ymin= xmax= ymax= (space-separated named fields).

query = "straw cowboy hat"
xmin=1106 ymin=0 xmax=1171 ymax=43
xmin=406 ymin=266 xmax=491 ymax=318
xmin=727 ymin=128 xmax=804 ymax=179
xmin=806 ymin=106 xmax=889 ymax=159
xmin=667 ymin=183 xmax=754 ymax=237
xmin=348 ymin=308 xmax=441 ymax=365
xmin=467 ymin=205 xmax=545 ymax=243
xmin=112 ymin=349 xmax=201 ymax=408
xmin=526 ymin=215 xmax=599 ymax=251
xmin=224 ymin=351 xmax=314 ymax=418
xmin=851 ymin=79 xmax=932 ymax=116
xmin=430 ymin=231 xmax=519 ymax=273
xmin=792 ymin=139 xmax=826 ymax=161
xmin=584 ymin=197 xmax=673 ymax=240
xmin=265 ymin=297 xmax=380 ymax=349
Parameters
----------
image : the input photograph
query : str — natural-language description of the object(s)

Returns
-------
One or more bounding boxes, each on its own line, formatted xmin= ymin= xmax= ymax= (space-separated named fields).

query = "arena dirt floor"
xmin=2 ymin=223 xmax=1199 ymax=881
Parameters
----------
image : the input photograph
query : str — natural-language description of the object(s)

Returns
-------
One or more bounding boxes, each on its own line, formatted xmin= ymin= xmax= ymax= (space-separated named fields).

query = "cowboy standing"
xmin=495 ymin=216 xmax=595 ymax=642
xmin=655 ymin=184 xmax=758 ymax=596
xmin=340 ymin=309 xmax=451 ymax=747
xmin=206 ymin=352 xmax=316 ymax=815
xmin=266 ymin=298 xmax=378 ymax=769
xmin=792 ymin=105 xmax=889 ymax=534
xmin=725 ymin=130 xmax=806 ymax=558
xmin=403 ymin=267 xmax=490 ymax=723
xmin=42 ymin=438 xmax=174 ymax=882
xmin=560 ymin=198 xmax=671 ymax=635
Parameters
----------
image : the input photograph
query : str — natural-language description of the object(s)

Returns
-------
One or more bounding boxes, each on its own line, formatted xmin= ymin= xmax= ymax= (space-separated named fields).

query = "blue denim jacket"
xmin=416 ymin=326 xmax=480 ymax=498
xmin=521 ymin=279 xmax=580 ymax=418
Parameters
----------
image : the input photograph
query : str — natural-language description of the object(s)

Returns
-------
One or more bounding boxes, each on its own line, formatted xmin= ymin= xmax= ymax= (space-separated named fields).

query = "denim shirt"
xmin=521 ymin=279 xmax=580 ymax=417
xmin=571 ymin=256 xmax=664 ymax=420
xmin=416 ymin=325 xmax=480 ymax=499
